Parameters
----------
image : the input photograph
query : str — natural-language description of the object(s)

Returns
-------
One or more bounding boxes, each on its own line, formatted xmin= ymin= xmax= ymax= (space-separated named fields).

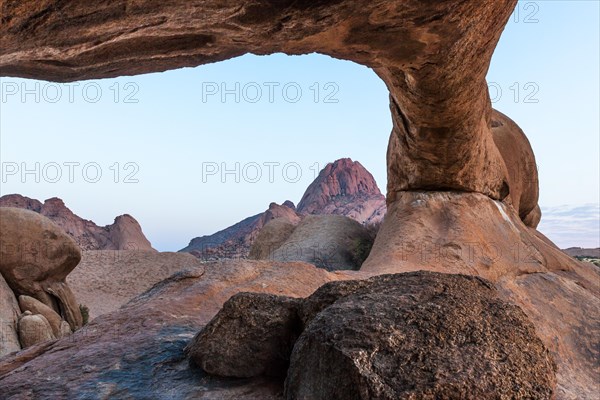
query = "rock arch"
xmin=2 ymin=0 xmax=514 ymax=197
xmin=1 ymin=2 xmax=599 ymax=397
xmin=0 ymin=0 xmax=560 ymax=275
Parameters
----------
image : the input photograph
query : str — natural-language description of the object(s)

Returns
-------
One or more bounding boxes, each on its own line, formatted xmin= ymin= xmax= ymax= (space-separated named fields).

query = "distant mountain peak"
xmin=296 ymin=158 xmax=385 ymax=223
xmin=0 ymin=194 xmax=155 ymax=251
xmin=181 ymin=158 xmax=387 ymax=260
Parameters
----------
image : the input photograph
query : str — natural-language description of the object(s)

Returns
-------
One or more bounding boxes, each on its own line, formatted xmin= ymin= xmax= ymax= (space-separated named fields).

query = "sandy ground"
xmin=68 ymin=250 xmax=204 ymax=320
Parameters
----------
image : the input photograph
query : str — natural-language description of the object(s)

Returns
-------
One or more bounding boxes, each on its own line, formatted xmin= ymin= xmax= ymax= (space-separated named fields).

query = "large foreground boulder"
xmin=0 ymin=207 xmax=83 ymax=330
xmin=187 ymin=272 xmax=557 ymax=399
xmin=287 ymin=273 xmax=556 ymax=399
xmin=0 ymin=260 xmax=366 ymax=399
xmin=186 ymin=293 xmax=302 ymax=378
xmin=0 ymin=260 xmax=595 ymax=399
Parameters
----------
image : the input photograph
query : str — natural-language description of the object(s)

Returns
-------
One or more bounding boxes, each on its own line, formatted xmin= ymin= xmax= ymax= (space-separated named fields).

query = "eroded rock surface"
xmin=0 ymin=273 xmax=21 ymax=357
xmin=0 ymin=207 xmax=83 ymax=330
xmin=0 ymin=195 xmax=155 ymax=251
xmin=185 ymin=272 xmax=556 ymax=399
xmin=0 ymin=261 xmax=368 ymax=399
xmin=262 ymin=215 xmax=375 ymax=270
xmin=17 ymin=312 xmax=55 ymax=349
xmin=287 ymin=273 xmax=556 ymax=400
xmin=186 ymin=293 xmax=302 ymax=378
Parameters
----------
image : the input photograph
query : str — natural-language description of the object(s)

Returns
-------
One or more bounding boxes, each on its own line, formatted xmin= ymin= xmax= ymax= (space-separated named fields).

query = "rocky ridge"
xmin=0 ymin=194 xmax=155 ymax=251
xmin=181 ymin=159 xmax=385 ymax=260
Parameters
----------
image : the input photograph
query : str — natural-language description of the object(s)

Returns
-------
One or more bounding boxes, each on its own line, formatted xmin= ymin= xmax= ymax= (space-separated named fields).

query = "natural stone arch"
xmin=1 ymin=0 xmax=516 ymax=200
xmin=1 ymin=3 xmax=599 ymax=397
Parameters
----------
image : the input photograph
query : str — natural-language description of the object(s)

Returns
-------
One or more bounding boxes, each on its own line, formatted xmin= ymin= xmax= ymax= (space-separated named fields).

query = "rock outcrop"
xmin=0 ymin=257 xmax=595 ymax=399
xmin=252 ymin=215 xmax=375 ymax=270
xmin=0 ymin=195 xmax=155 ymax=251
xmin=68 ymin=250 xmax=206 ymax=319
xmin=297 ymin=159 xmax=386 ymax=224
xmin=17 ymin=312 xmax=55 ymax=349
xmin=0 ymin=273 xmax=21 ymax=357
xmin=181 ymin=201 xmax=301 ymax=260
xmin=186 ymin=272 xmax=556 ymax=399
xmin=0 ymin=260 xmax=368 ymax=398
xmin=18 ymin=295 xmax=66 ymax=338
xmin=183 ymin=159 xmax=386 ymax=260
xmin=287 ymin=273 xmax=556 ymax=400
xmin=0 ymin=207 xmax=83 ymax=330
xmin=186 ymin=293 xmax=302 ymax=378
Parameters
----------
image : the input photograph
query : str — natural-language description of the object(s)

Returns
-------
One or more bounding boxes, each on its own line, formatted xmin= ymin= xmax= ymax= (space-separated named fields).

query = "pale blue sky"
xmin=1 ymin=1 xmax=598 ymax=250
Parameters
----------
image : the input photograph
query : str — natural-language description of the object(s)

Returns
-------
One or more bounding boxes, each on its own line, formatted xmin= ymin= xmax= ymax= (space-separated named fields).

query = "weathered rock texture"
xmin=297 ymin=158 xmax=386 ymax=224
xmin=17 ymin=312 xmax=55 ymax=349
xmin=18 ymin=295 xmax=66 ymax=338
xmin=0 ymin=207 xmax=83 ymax=330
xmin=186 ymin=293 xmax=302 ymax=378
xmin=0 ymin=260 xmax=368 ymax=399
xmin=0 ymin=195 xmax=155 ymax=251
xmin=181 ymin=201 xmax=301 ymax=260
xmin=0 ymin=273 xmax=21 ymax=357
xmin=0 ymin=1 xmax=596 ymax=398
xmin=253 ymin=215 xmax=375 ymax=270
xmin=68 ymin=250 xmax=207 ymax=319
xmin=287 ymin=273 xmax=556 ymax=400
xmin=186 ymin=272 xmax=556 ymax=399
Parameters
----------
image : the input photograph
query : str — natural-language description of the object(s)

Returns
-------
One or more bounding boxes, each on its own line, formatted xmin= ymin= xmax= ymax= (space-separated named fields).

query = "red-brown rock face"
xmin=181 ymin=201 xmax=302 ymax=260
xmin=183 ymin=159 xmax=386 ymax=259
xmin=0 ymin=195 xmax=155 ymax=251
xmin=0 ymin=1 xmax=596 ymax=398
xmin=0 ymin=0 xmax=516 ymax=200
xmin=297 ymin=158 xmax=386 ymax=224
